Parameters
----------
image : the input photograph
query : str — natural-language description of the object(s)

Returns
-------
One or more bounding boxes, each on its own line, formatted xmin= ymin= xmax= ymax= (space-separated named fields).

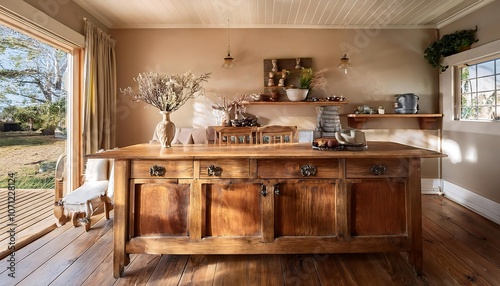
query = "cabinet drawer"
xmin=199 ymin=159 xmax=250 ymax=178
xmin=131 ymin=160 xmax=193 ymax=178
xmin=346 ymin=158 xmax=408 ymax=178
xmin=257 ymin=159 xmax=339 ymax=178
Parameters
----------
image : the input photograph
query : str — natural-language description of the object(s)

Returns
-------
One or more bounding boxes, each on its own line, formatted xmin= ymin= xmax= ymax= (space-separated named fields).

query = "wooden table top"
xmin=89 ymin=142 xmax=445 ymax=160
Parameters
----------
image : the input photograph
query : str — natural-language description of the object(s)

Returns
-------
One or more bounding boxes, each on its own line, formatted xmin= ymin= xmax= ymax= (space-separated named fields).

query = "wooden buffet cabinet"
xmin=90 ymin=142 xmax=444 ymax=278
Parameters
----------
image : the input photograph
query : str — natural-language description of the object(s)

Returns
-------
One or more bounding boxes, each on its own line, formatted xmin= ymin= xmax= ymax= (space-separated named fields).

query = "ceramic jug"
xmin=394 ymin=93 xmax=419 ymax=114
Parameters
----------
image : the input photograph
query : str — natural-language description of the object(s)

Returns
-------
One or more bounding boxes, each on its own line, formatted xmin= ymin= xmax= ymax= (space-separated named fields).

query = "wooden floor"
xmin=0 ymin=195 xmax=499 ymax=285
xmin=0 ymin=189 xmax=56 ymax=257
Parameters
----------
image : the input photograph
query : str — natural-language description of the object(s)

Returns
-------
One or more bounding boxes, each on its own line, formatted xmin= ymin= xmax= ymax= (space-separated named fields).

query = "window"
xmin=459 ymin=58 xmax=500 ymax=121
xmin=0 ymin=1 xmax=85 ymax=191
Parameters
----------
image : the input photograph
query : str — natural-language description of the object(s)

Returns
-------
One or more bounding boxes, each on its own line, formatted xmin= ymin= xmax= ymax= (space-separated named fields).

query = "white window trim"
xmin=440 ymin=39 xmax=500 ymax=136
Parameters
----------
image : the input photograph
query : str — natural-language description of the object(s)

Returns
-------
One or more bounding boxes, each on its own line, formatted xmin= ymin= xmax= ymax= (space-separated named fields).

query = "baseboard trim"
xmin=442 ymin=180 xmax=500 ymax=225
xmin=421 ymin=179 xmax=443 ymax=195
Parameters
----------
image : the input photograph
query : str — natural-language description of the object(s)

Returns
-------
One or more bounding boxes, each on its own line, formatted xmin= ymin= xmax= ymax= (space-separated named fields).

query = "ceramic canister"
xmin=394 ymin=93 xmax=419 ymax=114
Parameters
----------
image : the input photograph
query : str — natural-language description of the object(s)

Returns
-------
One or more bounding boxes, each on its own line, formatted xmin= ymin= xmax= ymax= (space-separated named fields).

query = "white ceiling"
xmin=73 ymin=0 xmax=493 ymax=29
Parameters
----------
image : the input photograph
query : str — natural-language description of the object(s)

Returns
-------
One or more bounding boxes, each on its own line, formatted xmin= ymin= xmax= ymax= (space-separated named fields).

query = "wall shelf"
xmin=347 ymin=113 xmax=443 ymax=130
xmin=242 ymin=101 xmax=349 ymax=106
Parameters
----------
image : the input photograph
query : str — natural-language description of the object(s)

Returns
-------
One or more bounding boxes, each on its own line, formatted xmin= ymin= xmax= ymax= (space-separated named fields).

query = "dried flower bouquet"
xmin=121 ymin=71 xmax=211 ymax=112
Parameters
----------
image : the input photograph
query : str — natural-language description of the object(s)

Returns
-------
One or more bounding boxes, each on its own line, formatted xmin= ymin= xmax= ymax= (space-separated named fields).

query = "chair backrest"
xmin=217 ymin=126 xmax=255 ymax=145
xmin=82 ymin=158 xmax=114 ymax=202
xmin=54 ymin=153 xmax=66 ymax=202
xmin=257 ymin=125 xmax=297 ymax=144
xmin=84 ymin=159 xmax=109 ymax=182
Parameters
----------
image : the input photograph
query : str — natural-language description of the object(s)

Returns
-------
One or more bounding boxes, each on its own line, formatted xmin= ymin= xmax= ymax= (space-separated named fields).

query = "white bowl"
xmin=285 ymin=88 xmax=309 ymax=102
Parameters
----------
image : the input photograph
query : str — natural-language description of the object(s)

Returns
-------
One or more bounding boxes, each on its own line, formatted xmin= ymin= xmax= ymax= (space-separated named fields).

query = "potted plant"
xmin=285 ymin=68 xmax=328 ymax=101
xmin=298 ymin=68 xmax=314 ymax=89
xmin=424 ymin=26 xmax=478 ymax=72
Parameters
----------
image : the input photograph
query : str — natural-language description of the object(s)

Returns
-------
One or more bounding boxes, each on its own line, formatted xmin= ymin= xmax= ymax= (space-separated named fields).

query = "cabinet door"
xmin=275 ymin=180 xmax=336 ymax=237
xmin=132 ymin=180 xmax=190 ymax=237
xmin=203 ymin=182 xmax=263 ymax=237
xmin=348 ymin=179 xmax=407 ymax=236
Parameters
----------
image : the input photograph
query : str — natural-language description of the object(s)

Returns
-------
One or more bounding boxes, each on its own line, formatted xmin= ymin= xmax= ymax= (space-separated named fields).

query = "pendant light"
xmin=337 ymin=21 xmax=351 ymax=74
xmin=338 ymin=53 xmax=351 ymax=74
xmin=222 ymin=19 xmax=235 ymax=69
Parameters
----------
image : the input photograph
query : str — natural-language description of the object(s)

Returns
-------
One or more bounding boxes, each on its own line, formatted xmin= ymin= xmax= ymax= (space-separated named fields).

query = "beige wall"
xmin=112 ymin=28 xmax=440 ymax=178
xmin=439 ymin=0 xmax=500 ymax=45
xmin=439 ymin=0 xmax=500 ymax=204
xmin=23 ymin=0 xmax=108 ymax=34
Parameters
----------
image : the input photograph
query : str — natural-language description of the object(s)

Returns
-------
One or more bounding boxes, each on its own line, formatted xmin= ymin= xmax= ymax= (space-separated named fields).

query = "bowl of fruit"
xmin=312 ymin=137 xmax=344 ymax=151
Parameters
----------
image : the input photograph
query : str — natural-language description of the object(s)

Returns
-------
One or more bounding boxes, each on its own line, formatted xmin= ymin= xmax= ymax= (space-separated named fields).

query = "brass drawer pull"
xmin=300 ymin=165 xmax=317 ymax=177
xmin=370 ymin=165 xmax=387 ymax=176
xmin=149 ymin=165 xmax=166 ymax=176
xmin=207 ymin=165 xmax=223 ymax=176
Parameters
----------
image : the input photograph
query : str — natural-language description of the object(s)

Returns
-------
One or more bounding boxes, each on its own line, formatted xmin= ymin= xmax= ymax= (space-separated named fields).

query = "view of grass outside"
xmin=0 ymin=132 xmax=64 ymax=189
xmin=0 ymin=24 xmax=68 ymax=190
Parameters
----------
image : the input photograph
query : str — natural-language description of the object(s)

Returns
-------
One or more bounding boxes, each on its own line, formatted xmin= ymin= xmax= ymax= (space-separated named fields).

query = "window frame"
xmin=0 ymin=2 xmax=85 ymax=191
xmin=441 ymin=38 xmax=500 ymax=136
xmin=455 ymin=57 xmax=500 ymax=122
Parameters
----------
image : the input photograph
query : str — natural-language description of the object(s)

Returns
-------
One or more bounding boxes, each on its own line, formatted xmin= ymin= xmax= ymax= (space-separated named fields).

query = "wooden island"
xmin=89 ymin=142 xmax=444 ymax=278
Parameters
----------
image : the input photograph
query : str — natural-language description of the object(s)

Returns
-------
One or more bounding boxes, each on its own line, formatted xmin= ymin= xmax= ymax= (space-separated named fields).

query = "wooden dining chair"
xmin=217 ymin=126 xmax=255 ymax=145
xmin=257 ymin=125 xmax=297 ymax=144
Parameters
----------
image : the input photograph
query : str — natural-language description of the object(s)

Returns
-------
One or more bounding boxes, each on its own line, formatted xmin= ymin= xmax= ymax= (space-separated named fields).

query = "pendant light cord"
xmin=226 ymin=19 xmax=231 ymax=53
xmin=341 ymin=4 xmax=354 ymax=53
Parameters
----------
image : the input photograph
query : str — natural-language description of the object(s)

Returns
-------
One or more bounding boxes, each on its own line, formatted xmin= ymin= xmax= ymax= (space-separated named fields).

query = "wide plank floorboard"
xmin=281 ymin=254 xmax=321 ymax=285
xmin=423 ymin=216 xmax=500 ymax=284
xmin=423 ymin=198 xmax=500 ymax=267
xmin=145 ymin=255 xmax=188 ymax=286
xmin=50 ymin=227 xmax=114 ymax=285
xmin=342 ymin=253 xmax=396 ymax=286
xmin=252 ymin=254 xmax=284 ymax=285
xmin=213 ymin=255 xmax=253 ymax=286
xmin=0 ymin=189 xmax=55 ymax=257
xmin=178 ymin=255 xmax=218 ymax=285
xmin=426 ymin=195 xmax=500 ymax=253
xmin=114 ymin=254 xmax=162 ymax=286
xmin=423 ymin=230 xmax=491 ymax=285
xmin=0 ymin=195 xmax=499 ymax=285
xmin=15 ymin=218 xmax=113 ymax=286
xmin=314 ymin=253 xmax=357 ymax=286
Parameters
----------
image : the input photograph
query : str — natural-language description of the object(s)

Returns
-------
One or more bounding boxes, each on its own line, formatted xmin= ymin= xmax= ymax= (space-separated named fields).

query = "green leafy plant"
xmin=424 ymin=26 xmax=478 ymax=72
xmin=298 ymin=68 xmax=313 ymax=89
xmin=297 ymin=68 xmax=327 ymax=90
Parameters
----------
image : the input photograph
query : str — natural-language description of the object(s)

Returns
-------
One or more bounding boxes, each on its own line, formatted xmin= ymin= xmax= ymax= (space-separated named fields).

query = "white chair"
xmin=56 ymin=157 xmax=114 ymax=231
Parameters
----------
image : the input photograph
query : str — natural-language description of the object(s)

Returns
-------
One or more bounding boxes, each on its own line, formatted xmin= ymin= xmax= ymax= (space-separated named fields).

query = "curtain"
xmin=83 ymin=20 xmax=116 ymax=155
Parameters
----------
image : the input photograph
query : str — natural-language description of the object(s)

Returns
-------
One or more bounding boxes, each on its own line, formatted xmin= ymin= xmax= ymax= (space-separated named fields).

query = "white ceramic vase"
xmin=155 ymin=111 xmax=176 ymax=148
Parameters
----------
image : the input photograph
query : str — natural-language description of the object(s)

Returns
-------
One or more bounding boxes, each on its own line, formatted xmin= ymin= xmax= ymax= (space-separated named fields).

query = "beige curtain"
xmin=83 ymin=20 xmax=116 ymax=155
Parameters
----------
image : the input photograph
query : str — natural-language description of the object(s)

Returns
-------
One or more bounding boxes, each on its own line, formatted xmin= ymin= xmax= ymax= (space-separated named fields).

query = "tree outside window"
xmin=0 ymin=24 xmax=68 ymax=134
